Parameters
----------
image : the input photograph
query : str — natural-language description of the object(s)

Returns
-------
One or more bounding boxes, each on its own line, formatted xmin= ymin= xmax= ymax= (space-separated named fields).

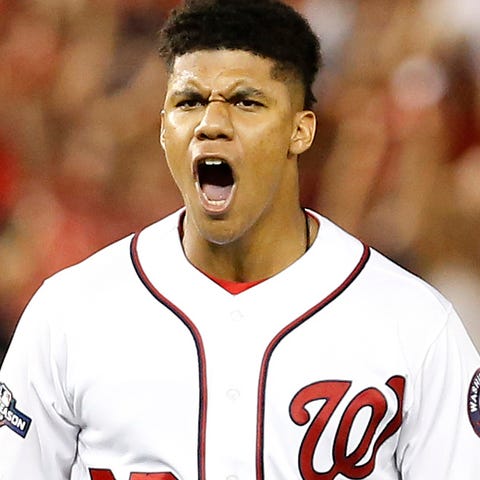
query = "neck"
xmin=181 ymin=207 xmax=317 ymax=282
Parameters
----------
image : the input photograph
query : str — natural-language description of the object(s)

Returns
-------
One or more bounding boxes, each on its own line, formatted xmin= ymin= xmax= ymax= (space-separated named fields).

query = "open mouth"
xmin=196 ymin=158 xmax=235 ymax=211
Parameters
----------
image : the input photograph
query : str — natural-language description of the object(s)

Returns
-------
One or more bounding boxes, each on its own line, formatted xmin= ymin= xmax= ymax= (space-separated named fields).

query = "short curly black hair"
xmin=158 ymin=0 xmax=322 ymax=109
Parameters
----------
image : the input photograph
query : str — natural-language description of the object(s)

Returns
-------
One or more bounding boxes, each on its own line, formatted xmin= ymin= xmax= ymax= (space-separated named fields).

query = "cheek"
xmin=162 ymin=141 xmax=189 ymax=191
xmin=257 ymin=116 xmax=293 ymax=150
xmin=162 ymin=120 xmax=193 ymax=179
xmin=163 ymin=113 xmax=196 ymax=148
xmin=244 ymin=125 xmax=291 ymax=171
xmin=241 ymin=146 xmax=288 ymax=202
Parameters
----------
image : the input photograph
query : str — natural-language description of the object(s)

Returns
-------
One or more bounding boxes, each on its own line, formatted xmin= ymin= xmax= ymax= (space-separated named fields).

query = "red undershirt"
xmin=204 ymin=273 xmax=267 ymax=295
xmin=178 ymin=211 xmax=268 ymax=294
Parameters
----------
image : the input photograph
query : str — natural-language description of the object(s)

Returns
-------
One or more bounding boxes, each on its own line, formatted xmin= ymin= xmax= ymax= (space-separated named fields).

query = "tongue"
xmin=202 ymin=183 xmax=232 ymax=201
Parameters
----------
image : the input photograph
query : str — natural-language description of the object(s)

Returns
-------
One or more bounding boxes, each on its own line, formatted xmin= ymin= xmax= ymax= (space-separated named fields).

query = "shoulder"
xmin=364 ymin=246 xmax=451 ymax=316
xmin=310 ymin=211 xmax=447 ymax=306
xmin=356 ymin=242 xmax=461 ymax=378
xmin=45 ymin=209 xmax=181 ymax=290
xmin=310 ymin=210 xmax=450 ymax=313
xmin=310 ymin=211 xmax=455 ymax=358
xmin=25 ymin=210 xmax=183 ymax=327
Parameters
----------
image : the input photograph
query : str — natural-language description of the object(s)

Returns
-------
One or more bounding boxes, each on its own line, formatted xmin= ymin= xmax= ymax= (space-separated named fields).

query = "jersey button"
xmin=230 ymin=310 xmax=243 ymax=322
xmin=226 ymin=389 xmax=240 ymax=401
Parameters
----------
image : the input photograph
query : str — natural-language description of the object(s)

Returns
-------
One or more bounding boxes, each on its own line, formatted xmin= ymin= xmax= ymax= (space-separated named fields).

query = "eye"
xmin=235 ymin=99 xmax=263 ymax=110
xmin=175 ymin=99 xmax=205 ymax=110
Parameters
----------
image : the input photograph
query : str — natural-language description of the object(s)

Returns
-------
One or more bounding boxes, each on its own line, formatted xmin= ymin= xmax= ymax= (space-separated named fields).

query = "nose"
xmin=194 ymin=100 xmax=234 ymax=141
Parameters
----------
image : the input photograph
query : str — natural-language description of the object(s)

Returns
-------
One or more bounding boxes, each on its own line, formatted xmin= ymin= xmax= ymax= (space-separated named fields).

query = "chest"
xmin=68 ymin=287 xmax=407 ymax=480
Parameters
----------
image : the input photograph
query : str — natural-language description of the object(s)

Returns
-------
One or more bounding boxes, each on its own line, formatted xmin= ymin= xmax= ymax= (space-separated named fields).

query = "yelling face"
xmin=161 ymin=49 xmax=315 ymax=246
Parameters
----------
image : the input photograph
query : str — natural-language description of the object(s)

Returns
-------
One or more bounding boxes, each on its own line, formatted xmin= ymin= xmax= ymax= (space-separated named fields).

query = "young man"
xmin=1 ymin=1 xmax=479 ymax=479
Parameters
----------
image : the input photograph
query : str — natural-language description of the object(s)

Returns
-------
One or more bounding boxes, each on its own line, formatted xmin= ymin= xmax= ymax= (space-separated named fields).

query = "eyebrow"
xmin=170 ymin=86 xmax=269 ymax=102
xmin=228 ymin=87 xmax=268 ymax=102
xmin=170 ymin=88 xmax=206 ymax=99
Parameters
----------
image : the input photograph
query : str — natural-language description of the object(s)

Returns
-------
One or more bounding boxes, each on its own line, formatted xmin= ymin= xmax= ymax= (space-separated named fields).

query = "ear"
xmin=159 ymin=109 xmax=166 ymax=151
xmin=289 ymin=110 xmax=316 ymax=156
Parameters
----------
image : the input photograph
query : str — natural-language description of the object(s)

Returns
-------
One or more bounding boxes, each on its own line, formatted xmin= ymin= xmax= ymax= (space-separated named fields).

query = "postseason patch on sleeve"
xmin=468 ymin=369 xmax=480 ymax=438
xmin=0 ymin=383 xmax=32 ymax=438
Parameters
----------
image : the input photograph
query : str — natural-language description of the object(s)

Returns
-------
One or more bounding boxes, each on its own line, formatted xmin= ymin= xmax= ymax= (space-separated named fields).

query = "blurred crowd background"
xmin=1 ymin=0 xmax=480 ymax=362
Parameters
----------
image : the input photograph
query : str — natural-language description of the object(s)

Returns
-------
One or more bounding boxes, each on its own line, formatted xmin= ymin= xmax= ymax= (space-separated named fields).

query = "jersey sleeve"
xmin=396 ymin=306 xmax=480 ymax=478
xmin=0 ymin=282 xmax=80 ymax=480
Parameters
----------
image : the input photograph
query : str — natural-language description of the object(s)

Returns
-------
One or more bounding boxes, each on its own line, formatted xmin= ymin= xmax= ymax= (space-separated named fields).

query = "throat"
xmin=181 ymin=210 xmax=315 ymax=283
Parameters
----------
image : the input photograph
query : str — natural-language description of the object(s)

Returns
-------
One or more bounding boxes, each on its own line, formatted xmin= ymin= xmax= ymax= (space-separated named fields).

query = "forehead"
xmin=167 ymin=49 xmax=290 ymax=95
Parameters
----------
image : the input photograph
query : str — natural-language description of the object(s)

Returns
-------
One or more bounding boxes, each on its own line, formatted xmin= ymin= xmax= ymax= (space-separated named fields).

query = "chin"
xmin=196 ymin=219 xmax=244 ymax=246
xmin=203 ymin=228 xmax=239 ymax=247
xmin=187 ymin=202 xmax=255 ymax=247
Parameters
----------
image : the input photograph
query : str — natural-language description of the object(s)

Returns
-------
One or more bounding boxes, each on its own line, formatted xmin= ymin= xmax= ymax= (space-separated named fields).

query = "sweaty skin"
xmin=161 ymin=50 xmax=317 ymax=282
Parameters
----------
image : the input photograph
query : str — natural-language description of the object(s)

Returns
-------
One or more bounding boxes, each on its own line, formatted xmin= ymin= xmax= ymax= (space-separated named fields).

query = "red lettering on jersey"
xmin=290 ymin=376 xmax=405 ymax=479
xmin=89 ymin=470 xmax=115 ymax=480
xmin=89 ymin=470 xmax=177 ymax=480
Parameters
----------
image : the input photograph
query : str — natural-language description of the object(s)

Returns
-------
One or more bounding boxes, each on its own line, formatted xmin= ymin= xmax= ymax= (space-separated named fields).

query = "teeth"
xmin=203 ymin=197 xmax=226 ymax=205
xmin=204 ymin=159 xmax=223 ymax=166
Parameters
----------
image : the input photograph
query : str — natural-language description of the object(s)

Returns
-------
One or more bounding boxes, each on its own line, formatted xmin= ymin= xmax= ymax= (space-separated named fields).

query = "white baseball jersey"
xmin=1 ymin=208 xmax=479 ymax=480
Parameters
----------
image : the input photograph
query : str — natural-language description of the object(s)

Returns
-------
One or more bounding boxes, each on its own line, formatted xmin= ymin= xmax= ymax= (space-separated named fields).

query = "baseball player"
xmin=1 ymin=1 xmax=480 ymax=479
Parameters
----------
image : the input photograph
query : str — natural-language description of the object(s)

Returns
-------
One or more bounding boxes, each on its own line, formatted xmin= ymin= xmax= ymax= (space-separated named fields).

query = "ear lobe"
xmin=289 ymin=110 xmax=316 ymax=156
xmin=159 ymin=110 xmax=166 ymax=150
